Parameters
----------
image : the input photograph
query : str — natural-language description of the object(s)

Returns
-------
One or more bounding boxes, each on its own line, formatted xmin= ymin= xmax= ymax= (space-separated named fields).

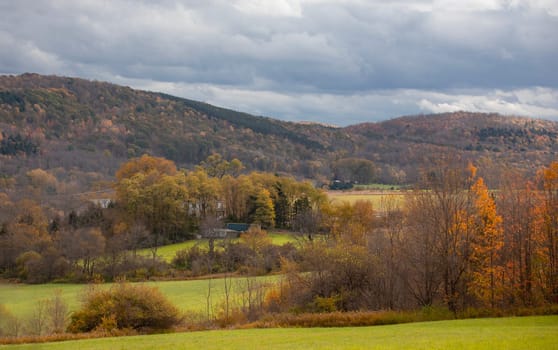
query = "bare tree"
xmin=0 ymin=311 xmax=22 ymax=338
xmin=47 ymin=289 xmax=68 ymax=334
xmin=200 ymin=215 xmax=223 ymax=258
xmin=26 ymin=299 xmax=48 ymax=336
xmin=378 ymin=195 xmax=405 ymax=309
xmin=206 ymin=273 xmax=213 ymax=322
xmin=403 ymin=158 xmax=475 ymax=312
xmin=125 ymin=223 xmax=149 ymax=258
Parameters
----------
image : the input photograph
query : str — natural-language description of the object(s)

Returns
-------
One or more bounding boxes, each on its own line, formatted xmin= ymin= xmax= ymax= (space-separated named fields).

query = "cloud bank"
xmin=1 ymin=0 xmax=557 ymax=125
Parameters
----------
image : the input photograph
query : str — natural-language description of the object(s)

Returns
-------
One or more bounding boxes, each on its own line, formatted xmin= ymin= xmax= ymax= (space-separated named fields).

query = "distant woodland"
xmin=2 ymin=74 xmax=558 ymax=189
xmin=1 ymin=154 xmax=558 ymax=311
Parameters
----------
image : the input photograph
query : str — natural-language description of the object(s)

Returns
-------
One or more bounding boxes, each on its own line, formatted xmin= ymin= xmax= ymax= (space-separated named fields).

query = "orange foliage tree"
xmin=470 ymin=176 xmax=504 ymax=308
xmin=497 ymin=171 xmax=541 ymax=306
xmin=537 ymin=161 xmax=558 ymax=302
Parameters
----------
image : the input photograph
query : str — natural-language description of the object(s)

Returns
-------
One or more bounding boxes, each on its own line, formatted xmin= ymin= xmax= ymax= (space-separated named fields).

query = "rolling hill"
xmin=347 ymin=112 xmax=558 ymax=184
xmin=1 ymin=73 xmax=557 ymax=189
xmin=0 ymin=73 xmax=349 ymax=183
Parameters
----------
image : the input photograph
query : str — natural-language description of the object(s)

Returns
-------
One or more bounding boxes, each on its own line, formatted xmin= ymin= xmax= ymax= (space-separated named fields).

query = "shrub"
xmin=97 ymin=254 xmax=168 ymax=282
xmin=172 ymin=246 xmax=207 ymax=271
xmin=311 ymin=295 xmax=340 ymax=313
xmin=67 ymin=283 xmax=180 ymax=333
xmin=250 ymin=310 xmax=417 ymax=328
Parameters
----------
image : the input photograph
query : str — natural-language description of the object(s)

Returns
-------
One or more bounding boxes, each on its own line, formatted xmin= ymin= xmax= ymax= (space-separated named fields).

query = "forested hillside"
xmin=1 ymin=73 xmax=558 ymax=190
xmin=0 ymin=73 xmax=348 ymax=185
xmin=347 ymin=112 xmax=558 ymax=184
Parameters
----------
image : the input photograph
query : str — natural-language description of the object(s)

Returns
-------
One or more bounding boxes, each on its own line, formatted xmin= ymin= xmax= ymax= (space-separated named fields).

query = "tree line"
xmin=1 ymin=153 xmax=557 ymax=314
xmin=271 ymin=159 xmax=558 ymax=315
xmin=0 ymin=154 xmax=324 ymax=282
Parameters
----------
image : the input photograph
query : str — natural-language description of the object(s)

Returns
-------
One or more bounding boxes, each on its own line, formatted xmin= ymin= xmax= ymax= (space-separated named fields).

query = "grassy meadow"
xmin=0 ymin=276 xmax=276 ymax=320
xmin=0 ymin=233 xmax=295 ymax=319
xmin=139 ymin=232 xmax=299 ymax=262
xmin=2 ymin=316 xmax=556 ymax=349
xmin=327 ymin=190 xmax=405 ymax=210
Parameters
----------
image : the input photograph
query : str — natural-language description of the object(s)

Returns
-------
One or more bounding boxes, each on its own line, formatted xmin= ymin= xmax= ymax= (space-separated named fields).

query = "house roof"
xmin=225 ymin=223 xmax=250 ymax=232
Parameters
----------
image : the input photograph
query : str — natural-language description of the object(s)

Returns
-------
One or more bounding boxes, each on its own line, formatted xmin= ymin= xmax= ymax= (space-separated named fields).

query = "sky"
xmin=1 ymin=0 xmax=557 ymax=126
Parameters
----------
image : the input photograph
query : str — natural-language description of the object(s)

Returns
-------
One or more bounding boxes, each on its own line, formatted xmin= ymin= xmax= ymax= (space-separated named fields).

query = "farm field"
xmin=327 ymin=190 xmax=405 ymax=209
xmin=0 ymin=275 xmax=276 ymax=320
xmin=139 ymin=232 xmax=299 ymax=262
xmin=352 ymin=183 xmax=404 ymax=191
xmin=2 ymin=315 xmax=556 ymax=349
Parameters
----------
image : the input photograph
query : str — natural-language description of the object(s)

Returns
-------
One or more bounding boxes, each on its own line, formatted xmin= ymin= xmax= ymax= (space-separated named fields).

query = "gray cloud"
xmin=117 ymin=77 xmax=558 ymax=125
xmin=1 ymin=0 xmax=557 ymax=124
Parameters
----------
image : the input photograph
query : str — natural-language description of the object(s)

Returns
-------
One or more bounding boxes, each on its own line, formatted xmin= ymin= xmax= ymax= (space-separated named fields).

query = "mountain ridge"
xmin=1 ymin=73 xmax=557 ymax=187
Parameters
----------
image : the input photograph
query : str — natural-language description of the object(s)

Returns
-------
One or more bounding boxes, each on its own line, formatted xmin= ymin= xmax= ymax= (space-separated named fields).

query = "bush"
xmin=172 ymin=246 xmax=207 ymax=271
xmin=250 ymin=310 xmax=417 ymax=328
xmin=67 ymin=283 xmax=180 ymax=333
xmin=97 ymin=254 xmax=168 ymax=282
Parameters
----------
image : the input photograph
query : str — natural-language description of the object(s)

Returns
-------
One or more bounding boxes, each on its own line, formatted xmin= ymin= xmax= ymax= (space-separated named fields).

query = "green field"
xmin=2 ymin=316 xmax=556 ymax=349
xmin=328 ymin=190 xmax=405 ymax=210
xmin=139 ymin=232 xmax=298 ymax=262
xmin=0 ymin=276 xmax=276 ymax=320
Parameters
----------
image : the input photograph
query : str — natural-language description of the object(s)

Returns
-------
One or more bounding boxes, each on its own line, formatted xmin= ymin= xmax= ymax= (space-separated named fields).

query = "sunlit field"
xmin=327 ymin=190 xmax=405 ymax=210
xmin=2 ymin=316 xmax=556 ymax=350
xmin=139 ymin=232 xmax=299 ymax=262
xmin=0 ymin=275 xmax=276 ymax=320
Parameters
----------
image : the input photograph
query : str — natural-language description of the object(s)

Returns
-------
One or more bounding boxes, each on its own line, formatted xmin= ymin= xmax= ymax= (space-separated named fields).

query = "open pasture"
xmin=139 ymin=232 xmax=298 ymax=262
xmin=2 ymin=315 xmax=556 ymax=349
xmin=327 ymin=190 xmax=405 ymax=210
xmin=0 ymin=276 xmax=275 ymax=320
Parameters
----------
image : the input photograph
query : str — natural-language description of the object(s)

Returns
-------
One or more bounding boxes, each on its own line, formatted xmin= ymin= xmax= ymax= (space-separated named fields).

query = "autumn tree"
xmin=198 ymin=153 xmax=244 ymax=178
xmin=115 ymin=156 xmax=191 ymax=251
xmin=238 ymin=226 xmax=274 ymax=274
xmin=184 ymin=169 xmax=222 ymax=219
xmin=0 ymin=199 xmax=51 ymax=272
xmin=537 ymin=161 xmax=558 ymax=302
xmin=24 ymin=168 xmax=59 ymax=198
xmin=240 ymin=226 xmax=272 ymax=253
xmin=325 ymin=200 xmax=375 ymax=245
xmin=221 ymin=171 xmax=326 ymax=230
xmin=470 ymin=175 xmax=504 ymax=308
xmin=252 ymin=188 xmax=275 ymax=229
xmin=115 ymin=154 xmax=177 ymax=181
xmin=498 ymin=171 xmax=540 ymax=306
xmin=332 ymin=158 xmax=377 ymax=184
xmin=0 ymin=192 xmax=15 ymax=225
xmin=222 ymin=175 xmax=255 ymax=222
xmin=277 ymin=235 xmax=388 ymax=312
xmin=57 ymin=227 xmax=105 ymax=278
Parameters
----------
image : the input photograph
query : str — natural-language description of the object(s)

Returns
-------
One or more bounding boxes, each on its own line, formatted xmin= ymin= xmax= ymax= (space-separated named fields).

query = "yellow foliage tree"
xmin=115 ymin=156 xmax=191 ymax=248
xmin=115 ymin=154 xmax=177 ymax=181
xmin=253 ymin=188 xmax=275 ymax=229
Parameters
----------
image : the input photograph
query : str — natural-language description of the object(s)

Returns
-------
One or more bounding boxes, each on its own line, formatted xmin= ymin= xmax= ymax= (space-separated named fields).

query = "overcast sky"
xmin=1 ymin=0 xmax=557 ymax=125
